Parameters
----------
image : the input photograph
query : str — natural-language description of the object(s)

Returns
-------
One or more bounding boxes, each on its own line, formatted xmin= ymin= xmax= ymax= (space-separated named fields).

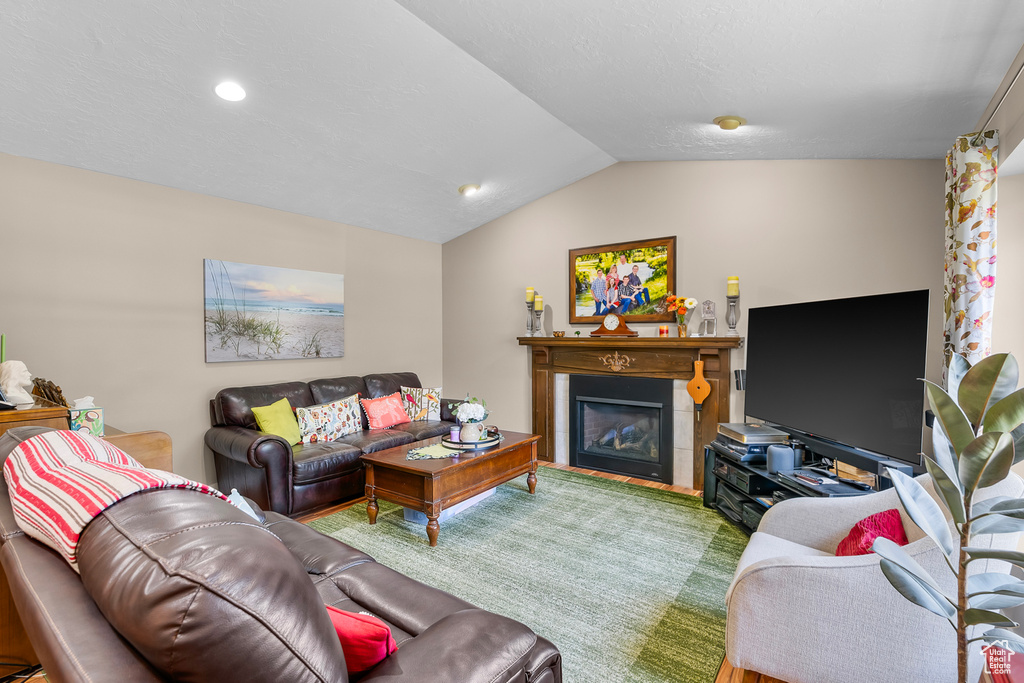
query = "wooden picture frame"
xmin=569 ymin=236 xmax=676 ymax=324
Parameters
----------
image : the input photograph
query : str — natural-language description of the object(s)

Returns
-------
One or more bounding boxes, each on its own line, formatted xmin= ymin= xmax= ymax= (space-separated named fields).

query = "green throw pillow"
xmin=251 ymin=397 xmax=301 ymax=446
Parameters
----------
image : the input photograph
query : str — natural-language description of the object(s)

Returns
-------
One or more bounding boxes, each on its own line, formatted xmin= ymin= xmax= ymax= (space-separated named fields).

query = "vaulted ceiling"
xmin=3 ymin=1 xmax=1023 ymax=243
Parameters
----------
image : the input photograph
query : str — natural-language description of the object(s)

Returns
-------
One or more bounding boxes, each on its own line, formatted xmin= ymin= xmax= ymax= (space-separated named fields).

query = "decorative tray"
xmin=441 ymin=434 xmax=501 ymax=450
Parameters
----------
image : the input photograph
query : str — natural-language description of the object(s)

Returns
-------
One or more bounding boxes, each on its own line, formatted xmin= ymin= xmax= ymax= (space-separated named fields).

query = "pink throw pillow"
xmin=835 ymin=508 xmax=909 ymax=556
xmin=325 ymin=604 xmax=398 ymax=673
xmin=360 ymin=392 xmax=411 ymax=430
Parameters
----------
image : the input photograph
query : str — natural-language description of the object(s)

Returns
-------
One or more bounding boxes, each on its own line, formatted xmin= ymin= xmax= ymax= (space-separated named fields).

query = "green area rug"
xmin=307 ymin=467 xmax=748 ymax=683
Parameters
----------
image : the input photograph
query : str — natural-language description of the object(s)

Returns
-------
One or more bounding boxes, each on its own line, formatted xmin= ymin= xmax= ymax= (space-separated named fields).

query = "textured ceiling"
xmin=2 ymin=1 xmax=1023 ymax=243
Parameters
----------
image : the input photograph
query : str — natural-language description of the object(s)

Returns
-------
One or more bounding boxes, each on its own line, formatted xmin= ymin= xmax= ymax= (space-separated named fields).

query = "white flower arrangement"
xmin=451 ymin=397 xmax=488 ymax=423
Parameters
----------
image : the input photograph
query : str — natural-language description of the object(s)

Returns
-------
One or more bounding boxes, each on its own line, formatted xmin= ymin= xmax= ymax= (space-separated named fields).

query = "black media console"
xmin=703 ymin=440 xmax=871 ymax=534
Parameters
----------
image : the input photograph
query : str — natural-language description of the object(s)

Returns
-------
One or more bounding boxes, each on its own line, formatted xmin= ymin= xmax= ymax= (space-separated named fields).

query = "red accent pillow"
xmin=836 ymin=508 xmax=909 ymax=556
xmin=325 ymin=604 xmax=398 ymax=673
xmin=360 ymin=392 xmax=411 ymax=430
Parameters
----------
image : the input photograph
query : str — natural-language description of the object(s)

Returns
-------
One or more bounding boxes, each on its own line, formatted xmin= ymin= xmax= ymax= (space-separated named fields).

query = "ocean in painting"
xmin=204 ymin=260 xmax=345 ymax=362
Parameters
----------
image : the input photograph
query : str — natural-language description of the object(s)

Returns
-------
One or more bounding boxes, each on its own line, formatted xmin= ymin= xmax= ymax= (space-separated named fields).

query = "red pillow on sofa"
xmin=835 ymin=508 xmax=909 ymax=556
xmin=325 ymin=604 xmax=398 ymax=673
xmin=360 ymin=392 xmax=411 ymax=430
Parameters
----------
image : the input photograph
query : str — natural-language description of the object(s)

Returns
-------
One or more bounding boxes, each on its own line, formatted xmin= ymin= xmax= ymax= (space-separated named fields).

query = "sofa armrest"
xmin=361 ymin=609 xmax=541 ymax=683
xmin=724 ymin=537 xmax=966 ymax=682
xmin=205 ymin=426 xmax=294 ymax=514
xmin=205 ymin=425 xmax=290 ymax=467
xmin=757 ymin=487 xmax=905 ymax=552
xmin=2 ymin=538 xmax=164 ymax=683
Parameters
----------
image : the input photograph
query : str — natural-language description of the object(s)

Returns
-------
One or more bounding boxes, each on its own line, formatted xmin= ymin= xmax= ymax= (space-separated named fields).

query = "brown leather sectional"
xmin=207 ymin=372 xmax=458 ymax=516
xmin=0 ymin=426 xmax=562 ymax=683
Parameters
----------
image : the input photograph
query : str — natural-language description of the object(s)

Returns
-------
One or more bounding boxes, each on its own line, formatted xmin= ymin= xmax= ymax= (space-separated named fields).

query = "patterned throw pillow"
xmin=400 ymin=386 xmax=441 ymax=422
xmin=360 ymin=392 xmax=411 ymax=430
xmin=295 ymin=394 xmax=362 ymax=444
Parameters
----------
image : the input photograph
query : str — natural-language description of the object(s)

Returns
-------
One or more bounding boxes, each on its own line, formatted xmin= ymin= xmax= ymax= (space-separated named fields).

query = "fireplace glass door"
xmin=570 ymin=375 xmax=673 ymax=483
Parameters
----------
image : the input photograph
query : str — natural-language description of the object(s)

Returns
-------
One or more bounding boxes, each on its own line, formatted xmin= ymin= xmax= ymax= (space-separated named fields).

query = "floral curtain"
xmin=943 ymin=130 xmax=998 ymax=384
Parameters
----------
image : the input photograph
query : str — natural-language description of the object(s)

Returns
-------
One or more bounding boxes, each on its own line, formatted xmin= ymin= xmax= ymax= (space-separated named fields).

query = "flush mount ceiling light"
xmin=458 ymin=184 xmax=481 ymax=196
xmin=713 ymin=115 xmax=747 ymax=131
xmin=215 ymin=81 xmax=246 ymax=102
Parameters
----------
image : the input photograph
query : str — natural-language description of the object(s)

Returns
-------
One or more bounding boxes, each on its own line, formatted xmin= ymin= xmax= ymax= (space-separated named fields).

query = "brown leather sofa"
xmin=206 ymin=372 xmax=457 ymax=516
xmin=0 ymin=426 xmax=561 ymax=683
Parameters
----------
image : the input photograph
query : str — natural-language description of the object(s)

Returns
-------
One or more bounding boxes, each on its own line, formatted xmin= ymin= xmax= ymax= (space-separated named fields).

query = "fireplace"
xmin=569 ymin=374 xmax=673 ymax=484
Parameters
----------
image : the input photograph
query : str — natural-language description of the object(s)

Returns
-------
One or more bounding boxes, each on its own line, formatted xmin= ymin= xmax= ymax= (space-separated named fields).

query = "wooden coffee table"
xmin=361 ymin=430 xmax=540 ymax=546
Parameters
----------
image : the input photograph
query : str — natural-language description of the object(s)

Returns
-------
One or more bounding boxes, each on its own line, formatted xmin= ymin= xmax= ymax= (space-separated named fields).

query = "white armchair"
xmin=725 ymin=472 xmax=1024 ymax=683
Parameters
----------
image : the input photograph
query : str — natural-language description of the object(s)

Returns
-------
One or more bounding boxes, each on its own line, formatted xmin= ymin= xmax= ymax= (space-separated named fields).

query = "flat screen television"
xmin=744 ymin=289 xmax=930 ymax=469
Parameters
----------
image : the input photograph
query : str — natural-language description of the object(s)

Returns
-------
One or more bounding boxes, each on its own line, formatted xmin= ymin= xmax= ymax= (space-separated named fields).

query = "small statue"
xmin=0 ymin=361 xmax=35 ymax=405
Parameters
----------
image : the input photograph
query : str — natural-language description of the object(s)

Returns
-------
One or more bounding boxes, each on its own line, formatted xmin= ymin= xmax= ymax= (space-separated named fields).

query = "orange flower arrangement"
xmin=665 ymin=294 xmax=699 ymax=324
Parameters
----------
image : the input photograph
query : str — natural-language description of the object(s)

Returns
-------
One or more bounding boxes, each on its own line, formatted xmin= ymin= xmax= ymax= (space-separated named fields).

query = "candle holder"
xmin=525 ymin=302 xmax=536 ymax=337
xmin=725 ymin=295 xmax=740 ymax=337
xmin=532 ymin=308 xmax=544 ymax=337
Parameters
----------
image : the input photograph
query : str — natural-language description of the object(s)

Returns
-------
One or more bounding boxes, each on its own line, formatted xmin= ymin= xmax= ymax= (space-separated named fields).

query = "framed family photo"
xmin=568 ymin=236 xmax=676 ymax=324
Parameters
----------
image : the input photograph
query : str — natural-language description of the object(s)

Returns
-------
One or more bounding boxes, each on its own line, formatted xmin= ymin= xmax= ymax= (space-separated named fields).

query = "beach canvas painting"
xmin=204 ymin=259 xmax=344 ymax=362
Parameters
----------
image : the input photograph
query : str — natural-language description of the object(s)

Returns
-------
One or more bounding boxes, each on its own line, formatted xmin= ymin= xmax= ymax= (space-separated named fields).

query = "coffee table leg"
xmin=426 ymin=516 xmax=440 ymax=547
xmin=527 ymin=468 xmax=537 ymax=494
xmin=367 ymin=497 xmax=378 ymax=524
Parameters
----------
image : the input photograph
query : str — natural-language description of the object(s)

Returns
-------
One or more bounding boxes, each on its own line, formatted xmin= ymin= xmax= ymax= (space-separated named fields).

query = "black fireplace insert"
xmin=569 ymin=374 xmax=673 ymax=483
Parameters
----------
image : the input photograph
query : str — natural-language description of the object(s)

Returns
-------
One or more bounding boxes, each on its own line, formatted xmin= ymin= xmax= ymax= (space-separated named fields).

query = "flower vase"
xmin=459 ymin=422 xmax=485 ymax=442
xmin=677 ymin=311 xmax=693 ymax=337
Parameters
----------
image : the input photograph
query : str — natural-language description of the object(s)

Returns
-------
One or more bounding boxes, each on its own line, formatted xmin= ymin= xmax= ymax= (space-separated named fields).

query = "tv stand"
xmin=703 ymin=441 xmax=871 ymax=533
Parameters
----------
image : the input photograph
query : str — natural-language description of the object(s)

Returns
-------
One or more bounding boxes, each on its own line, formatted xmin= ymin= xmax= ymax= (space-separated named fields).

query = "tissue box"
xmin=69 ymin=408 xmax=104 ymax=437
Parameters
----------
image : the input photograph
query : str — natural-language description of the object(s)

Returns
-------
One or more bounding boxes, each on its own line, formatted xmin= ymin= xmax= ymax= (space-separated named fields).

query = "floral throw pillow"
xmin=360 ymin=392 xmax=411 ymax=430
xmin=295 ymin=394 xmax=362 ymax=444
xmin=400 ymin=386 xmax=441 ymax=422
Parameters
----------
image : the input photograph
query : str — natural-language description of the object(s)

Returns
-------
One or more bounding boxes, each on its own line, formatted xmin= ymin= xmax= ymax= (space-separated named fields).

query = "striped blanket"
xmin=3 ymin=430 xmax=226 ymax=572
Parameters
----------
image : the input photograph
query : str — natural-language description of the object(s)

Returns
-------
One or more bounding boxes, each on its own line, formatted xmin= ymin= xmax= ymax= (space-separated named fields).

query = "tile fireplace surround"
xmin=518 ymin=337 xmax=741 ymax=490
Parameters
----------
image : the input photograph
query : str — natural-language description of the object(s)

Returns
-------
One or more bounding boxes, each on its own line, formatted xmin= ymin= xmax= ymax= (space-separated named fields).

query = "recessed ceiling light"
xmin=713 ymin=115 xmax=747 ymax=131
xmin=215 ymin=81 xmax=246 ymax=102
xmin=458 ymin=184 xmax=481 ymax=196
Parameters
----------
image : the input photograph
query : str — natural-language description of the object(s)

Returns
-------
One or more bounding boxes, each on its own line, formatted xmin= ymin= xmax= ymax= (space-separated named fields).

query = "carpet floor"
xmin=308 ymin=467 xmax=748 ymax=683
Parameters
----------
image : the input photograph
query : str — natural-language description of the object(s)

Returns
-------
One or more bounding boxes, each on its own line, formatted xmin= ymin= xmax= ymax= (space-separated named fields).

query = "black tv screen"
xmin=744 ymin=289 xmax=929 ymax=466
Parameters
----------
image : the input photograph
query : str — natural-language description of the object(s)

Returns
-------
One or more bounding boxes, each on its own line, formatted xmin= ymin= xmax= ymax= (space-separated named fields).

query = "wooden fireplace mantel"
xmin=518 ymin=336 xmax=742 ymax=488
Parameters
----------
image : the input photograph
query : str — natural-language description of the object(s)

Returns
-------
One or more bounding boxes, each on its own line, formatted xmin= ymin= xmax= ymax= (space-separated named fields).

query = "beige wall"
xmin=442 ymin=160 xmax=947 ymax=445
xmin=993 ymin=173 xmax=1024 ymax=358
xmin=1 ymin=153 xmax=443 ymax=484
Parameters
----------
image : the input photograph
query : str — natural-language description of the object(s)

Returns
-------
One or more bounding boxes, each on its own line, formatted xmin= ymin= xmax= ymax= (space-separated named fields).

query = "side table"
xmin=0 ymin=399 xmax=71 ymax=440
xmin=1 ymin=400 xmax=71 ymax=677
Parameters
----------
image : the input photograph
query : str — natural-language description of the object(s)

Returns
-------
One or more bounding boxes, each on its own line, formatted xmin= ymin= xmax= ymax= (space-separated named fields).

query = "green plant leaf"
xmin=984 ymin=387 xmax=1024 ymax=435
xmin=924 ymin=380 xmax=976 ymax=456
xmin=972 ymin=514 xmax=1024 ymax=535
xmin=959 ymin=353 xmax=1019 ymax=430
xmin=965 ymin=608 xmax=1017 ymax=627
xmin=931 ymin=421 xmax=960 ymax=477
xmin=987 ymin=498 xmax=1024 ymax=519
xmin=947 ymin=353 xmax=972 ymax=401
xmin=888 ymin=469 xmax=955 ymax=557
xmin=878 ymin=558 xmax=956 ymax=620
xmin=972 ymin=593 xmax=1024 ymax=610
xmin=969 ymin=572 xmax=1024 ymax=595
xmin=966 ymin=548 xmax=1024 ymax=569
xmin=959 ymin=432 xmax=1014 ymax=494
xmin=872 ymin=536 xmax=950 ymax=593
xmin=1012 ymin=423 xmax=1024 ymax=465
xmin=969 ymin=574 xmax=1024 ymax=609
xmin=923 ymin=455 xmax=965 ymax=524
xmin=983 ymin=629 xmax=1024 ymax=654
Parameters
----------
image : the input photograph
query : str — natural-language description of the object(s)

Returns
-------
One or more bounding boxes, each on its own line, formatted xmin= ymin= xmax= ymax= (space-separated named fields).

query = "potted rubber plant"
xmin=873 ymin=353 xmax=1024 ymax=683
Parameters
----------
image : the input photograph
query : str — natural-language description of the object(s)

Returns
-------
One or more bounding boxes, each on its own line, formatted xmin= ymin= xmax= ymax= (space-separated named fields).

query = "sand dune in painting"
xmin=205 ymin=308 xmax=344 ymax=362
